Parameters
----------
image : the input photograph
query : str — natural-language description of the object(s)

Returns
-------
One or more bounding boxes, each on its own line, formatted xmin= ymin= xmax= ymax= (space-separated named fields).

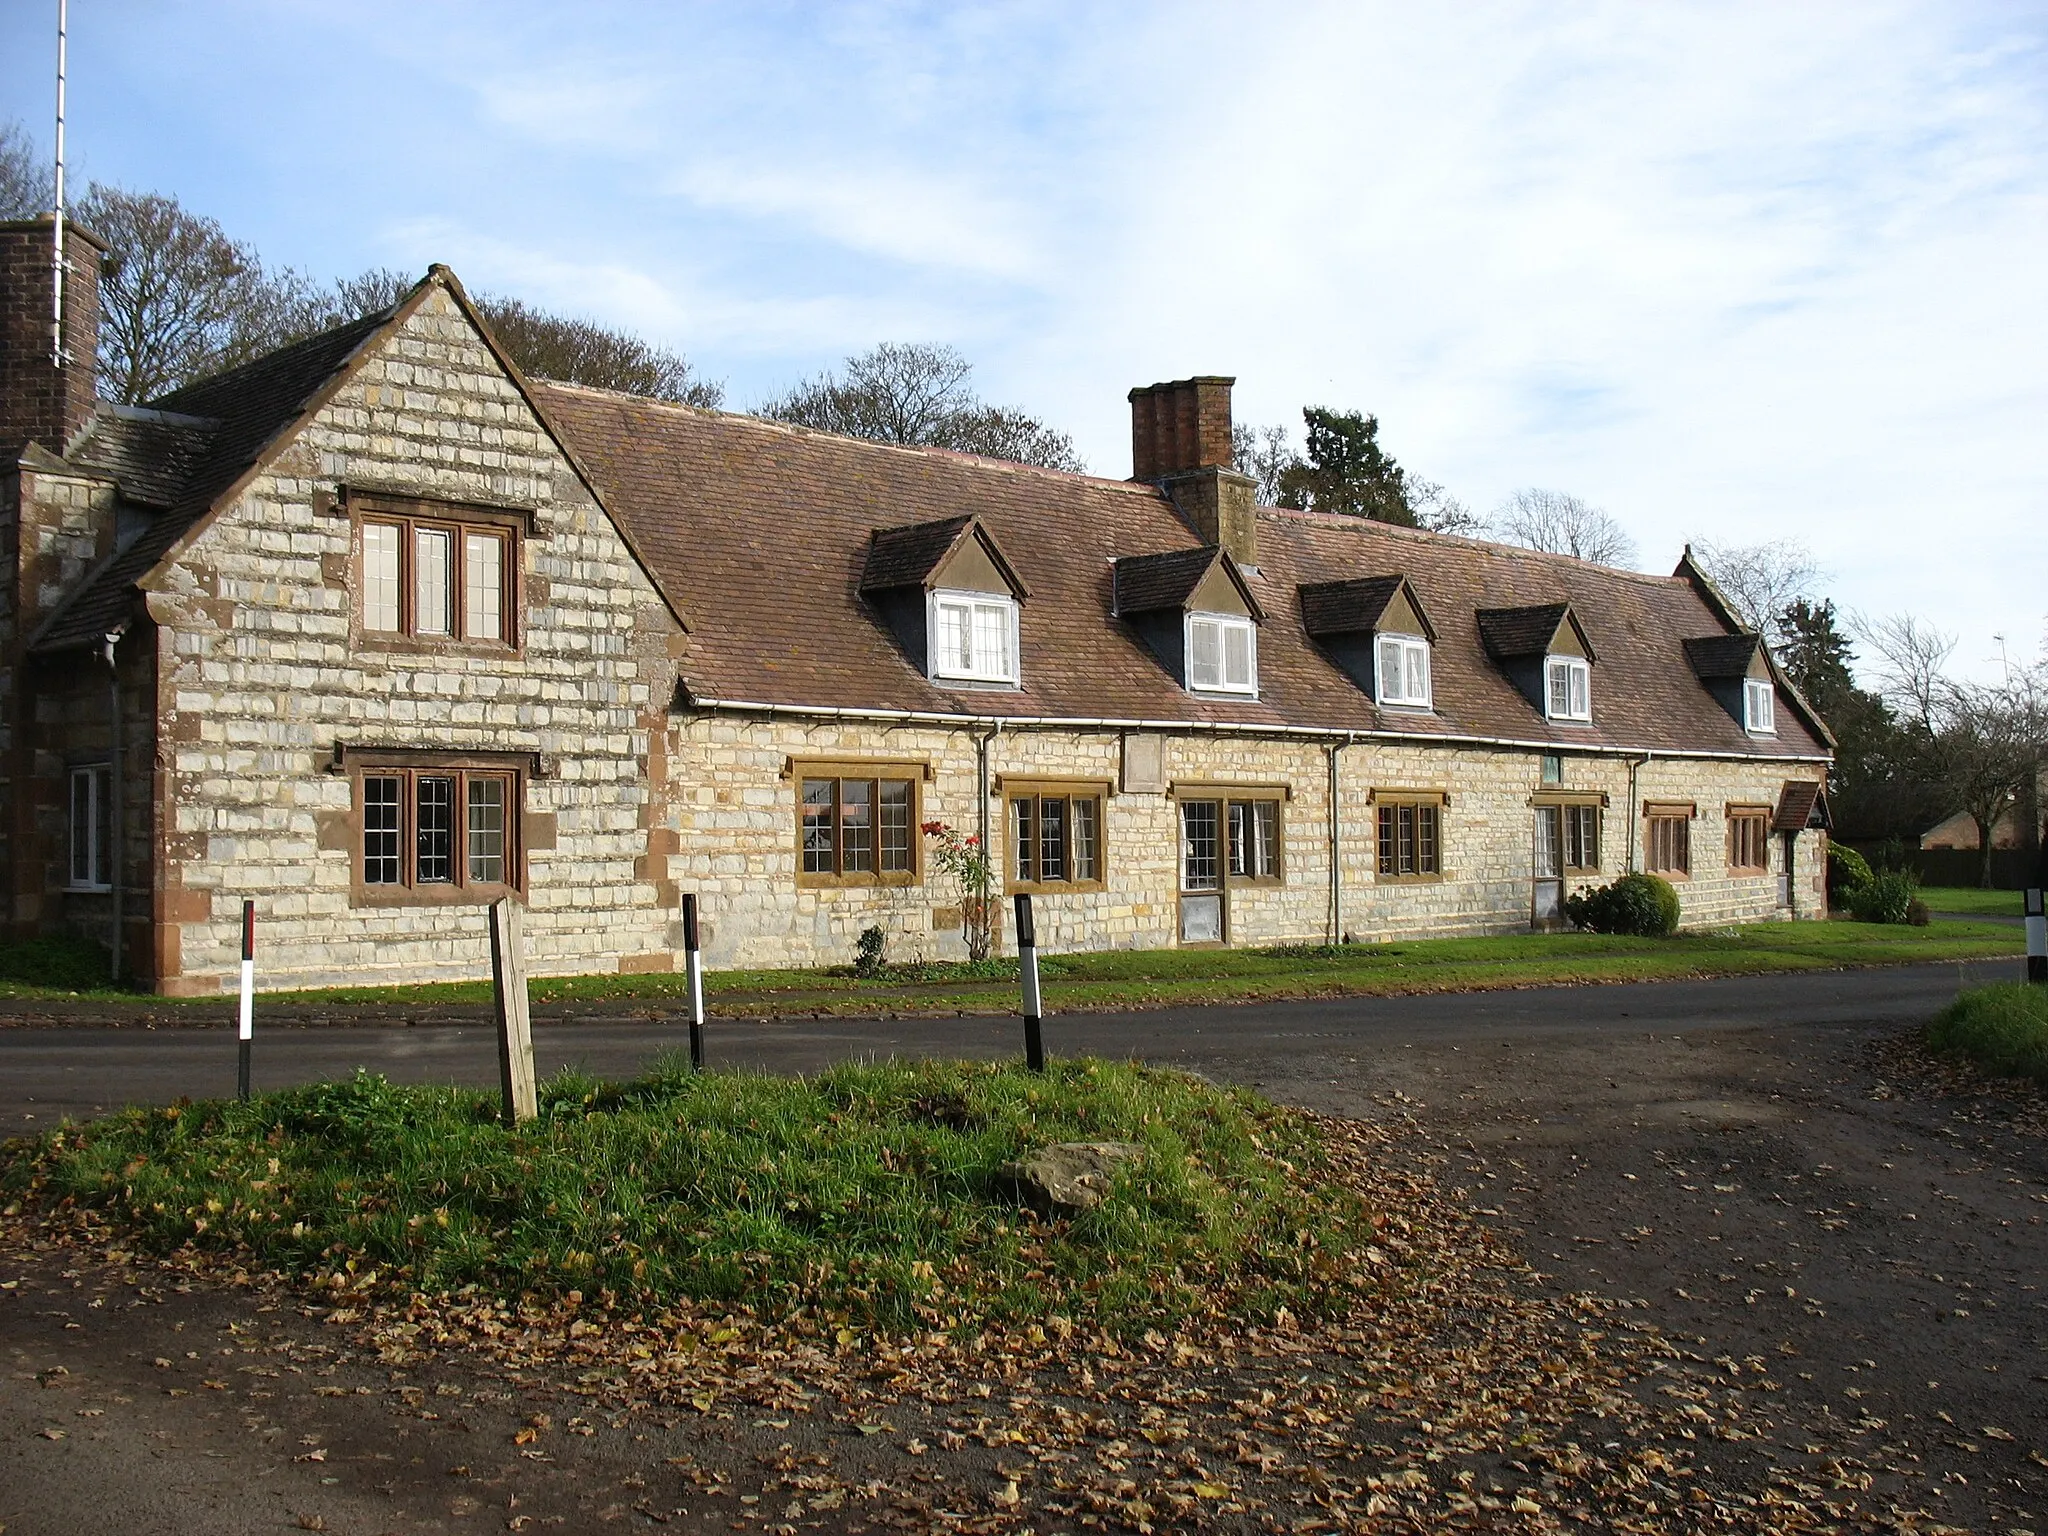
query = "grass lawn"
xmin=0 ymin=1058 xmax=1373 ymax=1332
xmin=0 ymin=914 xmax=2022 ymax=1015
xmin=1919 ymin=886 xmax=2025 ymax=916
xmin=1926 ymin=983 xmax=2048 ymax=1086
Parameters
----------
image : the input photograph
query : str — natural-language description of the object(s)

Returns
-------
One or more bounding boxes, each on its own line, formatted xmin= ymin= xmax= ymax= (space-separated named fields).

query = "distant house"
xmin=1 ymin=216 xmax=1833 ymax=994
xmin=1919 ymin=764 xmax=2046 ymax=851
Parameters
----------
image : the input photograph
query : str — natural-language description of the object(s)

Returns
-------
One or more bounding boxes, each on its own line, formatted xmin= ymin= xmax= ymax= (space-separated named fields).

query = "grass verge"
xmin=1919 ymin=885 xmax=2023 ymax=916
xmin=0 ymin=915 xmax=2021 ymax=1013
xmin=1926 ymin=983 xmax=2048 ymax=1085
xmin=0 ymin=1058 xmax=1373 ymax=1334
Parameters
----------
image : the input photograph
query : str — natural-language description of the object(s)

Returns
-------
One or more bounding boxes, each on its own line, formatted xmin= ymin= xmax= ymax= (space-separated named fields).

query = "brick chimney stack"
xmin=1128 ymin=374 xmax=1258 ymax=566
xmin=1128 ymin=375 xmax=1236 ymax=481
xmin=1 ymin=216 xmax=106 ymax=453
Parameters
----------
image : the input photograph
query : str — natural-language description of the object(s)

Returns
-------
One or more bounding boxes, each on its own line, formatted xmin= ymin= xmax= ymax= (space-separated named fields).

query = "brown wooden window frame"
xmin=1726 ymin=806 xmax=1770 ymax=874
xmin=796 ymin=772 xmax=921 ymax=888
xmin=1376 ymin=795 xmax=1444 ymax=881
xmin=352 ymin=759 xmax=525 ymax=906
xmin=1007 ymin=787 xmax=1108 ymax=894
xmin=1645 ymin=804 xmax=1693 ymax=879
xmin=1561 ymin=803 xmax=1601 ymax=872
xmin=354 ymin=499 xmax=522 ymax=652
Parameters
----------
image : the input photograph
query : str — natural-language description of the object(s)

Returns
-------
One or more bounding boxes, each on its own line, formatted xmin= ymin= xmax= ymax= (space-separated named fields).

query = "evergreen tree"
xmin=1276 ymin=407 xmax=1414 ymax=524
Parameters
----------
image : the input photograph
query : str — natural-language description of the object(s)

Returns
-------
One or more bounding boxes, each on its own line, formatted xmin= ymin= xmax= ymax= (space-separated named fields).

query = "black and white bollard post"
xmin=236 ymin=900 xmax=254 ymax=1101
xmin=682 ymin=892 xmax=706 ymax=1069
xmin=2026 ymin=884 xmax=2046 ymax=986
xmin=1014 ymin=892 xmax=1045 ymax=1073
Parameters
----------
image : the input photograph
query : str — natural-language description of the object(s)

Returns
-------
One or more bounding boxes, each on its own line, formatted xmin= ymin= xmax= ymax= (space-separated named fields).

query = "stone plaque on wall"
xmin=1121 ymin=732 xmax=1166 ymax=794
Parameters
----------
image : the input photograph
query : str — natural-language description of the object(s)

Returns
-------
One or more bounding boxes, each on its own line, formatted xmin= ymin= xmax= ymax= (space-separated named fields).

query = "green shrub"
xmin=1847 ymin=868 xmax=1919 ymax=924
xmin=1827 ymin=843 xmax=1873 ymax=897
xmin=1563 ymin=872 xmax=1681 ymax=937
xmin=0 ymin=934 xmax=117 ymax=991
xmin=852 ymin=924 xmax=888 ymax=979
xmin=1926 ymin=983 xmax=2048 ymax=1085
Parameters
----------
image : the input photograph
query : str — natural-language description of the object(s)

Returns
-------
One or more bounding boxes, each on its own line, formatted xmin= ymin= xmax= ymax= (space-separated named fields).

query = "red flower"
xmin=920 ymin=821 xmax=945 ymax=836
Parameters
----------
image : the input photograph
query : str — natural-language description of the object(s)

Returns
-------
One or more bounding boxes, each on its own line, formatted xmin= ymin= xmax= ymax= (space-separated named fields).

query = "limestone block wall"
xmin=150 ymin=287 xmax=684 ymax=993
xmin=661 ymin=714 xmax=1829 ymax=971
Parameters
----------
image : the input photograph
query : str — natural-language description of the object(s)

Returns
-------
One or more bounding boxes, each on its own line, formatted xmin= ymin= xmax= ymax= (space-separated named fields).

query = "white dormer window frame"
xmin=1545 ymin=655 xmax=1591 ymax=722
xmin=1744 ymin=677 xmax=1776 ymax=735
xmin=1375 ymin=633 xmax=1433 ymax=709
xmin=927 ymin=588 xmax=1020 ymax=686
xmin=1186 ymin=611 xmax=1257 ymax=695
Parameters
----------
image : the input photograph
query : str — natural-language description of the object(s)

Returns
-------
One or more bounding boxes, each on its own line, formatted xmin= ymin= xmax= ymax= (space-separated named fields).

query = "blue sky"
xmin=5 ymin=1 xmax=2044 ymax=682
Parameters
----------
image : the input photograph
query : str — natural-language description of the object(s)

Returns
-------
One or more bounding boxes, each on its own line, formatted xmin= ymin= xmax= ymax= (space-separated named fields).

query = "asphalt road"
xmin=0 ymin=957 xmax=2021 ymax=1132
xmin=3 ymin=957 xmax=2045 ymax=1533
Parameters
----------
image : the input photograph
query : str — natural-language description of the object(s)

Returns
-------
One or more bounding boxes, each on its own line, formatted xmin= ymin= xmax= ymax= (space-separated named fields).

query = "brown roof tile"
xmin=535 ymin=380 xmax=1829 ymax=759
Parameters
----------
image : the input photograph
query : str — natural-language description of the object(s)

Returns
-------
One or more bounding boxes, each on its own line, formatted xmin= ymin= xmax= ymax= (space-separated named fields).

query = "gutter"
xmin=1626 ymin=753 xmax=1649 ymax=872
xmin=676 ymin=694 xmax=1833 ymax=766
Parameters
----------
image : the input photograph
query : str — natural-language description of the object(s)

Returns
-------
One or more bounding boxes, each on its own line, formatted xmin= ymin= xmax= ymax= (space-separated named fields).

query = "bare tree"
xmin=1688 ymin=538 xmax=1822 ymax=642
xmin=1857 ymin=612 xmax=1957 ymax=733
xmin=758 ymin=343 xmax=1083 ymax=472
xmin=1406 ymin=474 xmax=1484 ymax=536
xmin=1232 ymin=421 xmax=1296 ymax=505
xmin=471 ymin=296 xmax=723 ymax=407
xmin=1494 ymin=488 xmax=1638 ymax=567
xmin=1 ymin=119 xmax=53 ymax=218
xmin=79 ymin=184 xmax=329 ymax=403
xmin=1927 ymin=672 xmax=2045 ymax=886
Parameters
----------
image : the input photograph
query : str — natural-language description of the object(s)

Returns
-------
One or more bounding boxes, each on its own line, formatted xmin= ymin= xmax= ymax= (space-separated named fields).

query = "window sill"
xmin=1544 ymin=716 xmax=1593 ymax=726
xmin=1646 ymin=869 xmax=1691 ymax=882
xmin=930 ymin=675 xmax=1021 ymax=692
xmin=796 ymin=873 xmax=923 ymax=890
xmin=356 ymin=633 xmax=522 ymax=660
xmin=355 ymin=882 xmax=522 ymax=907
xmin=64 ymin=883 xmax=112 ymax=895
xmin=1375 ymin=872 xmax=1445 ymax=884
xmin=1227 ymin=875 xmax=1285 ymax=888
xmin=1007 ymin=879 xmax=1105 ymax=896
xmin=1728 ymin=866 xmax=1769 ymax=877
xmin=1189 ymin=687 xmax=1260 ymax=699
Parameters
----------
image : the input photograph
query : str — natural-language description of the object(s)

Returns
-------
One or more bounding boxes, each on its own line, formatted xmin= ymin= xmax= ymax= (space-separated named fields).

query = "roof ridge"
xmin=533 ymin=377 xmax=1163 ymax=497
xmin=150 ymin=304 xmax=398 ymax=412
xmin=1255 ymin=503 xmax=1689 ymax=589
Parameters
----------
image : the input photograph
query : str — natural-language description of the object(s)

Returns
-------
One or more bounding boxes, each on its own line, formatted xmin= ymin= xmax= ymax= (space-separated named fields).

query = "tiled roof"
xmin=1683 ymin=632 xmax=1763 ymax=680
xmin=30 ymin=308 xmax=397 ymax=653
xmin=67 ymin=405 xmax=220 ymax=509
xmin=1113 ymin=547 xmax=1228 ymax=616
xmin=533 ymin=380 xmax=1829 ymax=758
xmin=1476 ymin=603 xmax=1572 ymax=660
xmin=1299 ymin=575 xmax=1418 ymax=638
xmin=860 ymin=516 xmax=977 ymax=592
xmin=1774 ymin=779 xmax=1828 ymax=831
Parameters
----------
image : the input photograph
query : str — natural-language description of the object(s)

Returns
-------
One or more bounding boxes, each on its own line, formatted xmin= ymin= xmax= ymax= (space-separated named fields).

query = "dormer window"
xmin=861 ymin=515 xmax=1029 ymax=691
xmin=1187 ymin=612 xmax=1257 ymax=694
xmin=1376 ymin=634 xmax=1431 ymax=708
xmin=1744 ymin=678 xmax=1776 ymax=734
xmin=1546 ymin=656 xmax=1591 ymax=721
xmin=1114 ymin=546 xmax=1264 ymax=698
xmin=929 ymin=590 xmax=1017 ymax=685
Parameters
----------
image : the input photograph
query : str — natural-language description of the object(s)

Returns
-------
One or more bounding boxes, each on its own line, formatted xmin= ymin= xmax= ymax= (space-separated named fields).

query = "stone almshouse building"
xmin=1 ymin=219 xmax=1832 ymax=994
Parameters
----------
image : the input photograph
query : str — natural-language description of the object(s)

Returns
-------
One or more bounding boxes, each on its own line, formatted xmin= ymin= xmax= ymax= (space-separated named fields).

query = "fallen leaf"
xmin=38 ymin=1427 xmax=65 ymax=1441
xmin=991 ymin=1480 xmax=1020 ymax=1509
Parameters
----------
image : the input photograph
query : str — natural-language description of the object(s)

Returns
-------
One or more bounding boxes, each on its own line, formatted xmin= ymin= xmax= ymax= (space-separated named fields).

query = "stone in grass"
xmin=1003 ymin=1142 xmax=1143 ymax=1215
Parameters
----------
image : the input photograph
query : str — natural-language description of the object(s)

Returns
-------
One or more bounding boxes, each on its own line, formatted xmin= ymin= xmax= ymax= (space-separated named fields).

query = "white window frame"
xmin=1186 ymin=612 xmax=1258 ymax=695
xmin=926 ymin=589 xmax=1020 ymax=686
xmin=1545 ymin=655 xmax=1591 ymax=722
xmin=67 ymin=764 xmax=113 ymax=892
xmin=1375 ymin=633 xmax=1432 ymax=709
xmin=1744 ymin=677 xmax=1776 ymax=735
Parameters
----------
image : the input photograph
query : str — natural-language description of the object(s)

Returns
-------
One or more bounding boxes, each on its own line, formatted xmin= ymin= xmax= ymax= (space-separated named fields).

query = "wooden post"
xmin=1015 ymin=892 xmax=1045 ymax=1073
xmin=489 ymin=897 xmax=538 ymax=1125
xmin=236 ymin=900 xmax=254 ymax=1101
xmin=681 ymin=892 xmax=705 ymax=1069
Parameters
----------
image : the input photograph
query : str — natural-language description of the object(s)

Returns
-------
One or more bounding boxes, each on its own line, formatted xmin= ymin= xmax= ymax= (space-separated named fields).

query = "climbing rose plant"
xmin=922 ymin=820 xmax=997 ymax=962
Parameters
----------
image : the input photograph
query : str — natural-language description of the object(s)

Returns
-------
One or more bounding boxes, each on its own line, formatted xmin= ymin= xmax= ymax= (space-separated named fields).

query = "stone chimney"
xmin=1128 ymin=374 xmax=1257 ymax=567
xmin=1 ymin=216 xmax=106 ymax=453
